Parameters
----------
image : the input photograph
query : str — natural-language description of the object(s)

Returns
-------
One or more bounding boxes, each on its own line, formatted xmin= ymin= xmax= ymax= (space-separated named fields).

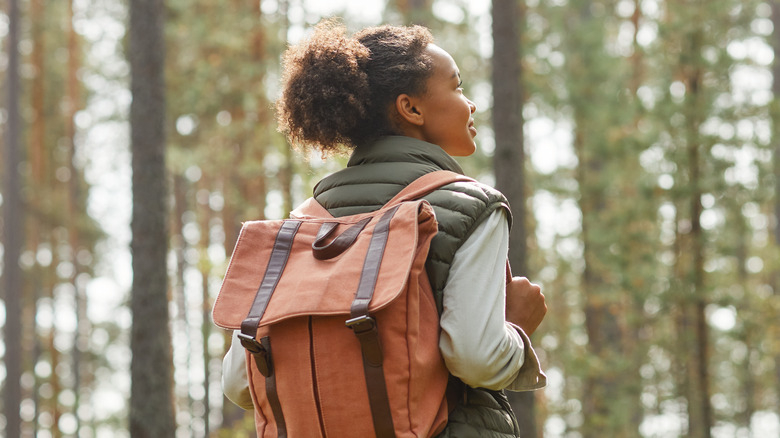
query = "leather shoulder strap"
xmin=290 ymin=196 xmax=333 ymax=219
xmin=292 ymin=170 xmax=473 ymax=219
xmin=393 ymin=170 xmax=515 ymax=284
xmin=384 ymin=170 xmax=475 ymax=207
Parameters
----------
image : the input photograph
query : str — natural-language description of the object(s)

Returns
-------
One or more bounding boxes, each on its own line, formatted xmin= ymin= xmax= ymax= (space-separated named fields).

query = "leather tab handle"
xmin=312 ymin=217 xmax=371 ymax=260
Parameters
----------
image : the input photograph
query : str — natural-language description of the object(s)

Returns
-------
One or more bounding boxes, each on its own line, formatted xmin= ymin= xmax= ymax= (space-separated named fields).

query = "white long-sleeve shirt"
xmin=438 ymin=209 xmax=546 ymax=391
xmin=222 ymin=209 xmax=546 ymax=409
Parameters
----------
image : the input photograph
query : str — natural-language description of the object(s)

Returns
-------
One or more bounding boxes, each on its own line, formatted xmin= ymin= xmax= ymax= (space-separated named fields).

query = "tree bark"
xmin=65 ymin=2 xmax=88 ymax=435
xmin=198 ymin=176 xmax=213 ymax=436
xmin=3 ymin=0 xmax=24 ymax=435
xmin=680 ymin=29 xmax=712 ymax=438
xmin=171 ymin=174 xmax=194 ymax=432
xmin=564 ymin=4 xmax=633 ymax=436
xmin=391 ymin=0 xmax=433 ymax=26
xmin=769 ymin=0 xmax=780 ymax=426
xmin=491 ymin=0 xmax=538 ymax=436
xmin=30 ymin=0 xmax=46 ymax=433
xmin=128 ymin=0 xmax=176 ymax=436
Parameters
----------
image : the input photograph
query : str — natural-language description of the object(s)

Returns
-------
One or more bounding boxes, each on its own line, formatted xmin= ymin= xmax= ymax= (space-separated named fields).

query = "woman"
xmin=223 ymin=20 xmax=547 ymax=437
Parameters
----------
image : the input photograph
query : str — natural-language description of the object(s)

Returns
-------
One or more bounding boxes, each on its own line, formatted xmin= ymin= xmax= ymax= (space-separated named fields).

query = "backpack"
xmin=212 ymin=170 xmax=474 ymax=437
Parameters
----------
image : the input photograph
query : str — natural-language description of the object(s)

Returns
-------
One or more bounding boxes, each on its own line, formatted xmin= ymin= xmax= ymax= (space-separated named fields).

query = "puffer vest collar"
xmin=346 ymin=136 xmax=464 ymax=172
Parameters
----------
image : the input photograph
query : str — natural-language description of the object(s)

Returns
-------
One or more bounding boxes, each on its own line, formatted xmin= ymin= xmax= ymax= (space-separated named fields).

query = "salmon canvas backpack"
xmin=212 ymin=171 xmax=475 ymax=438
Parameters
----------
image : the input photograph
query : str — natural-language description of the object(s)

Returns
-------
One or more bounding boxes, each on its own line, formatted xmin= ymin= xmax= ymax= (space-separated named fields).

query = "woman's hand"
xmin=505 ymin=277 xmax=546 ymax=335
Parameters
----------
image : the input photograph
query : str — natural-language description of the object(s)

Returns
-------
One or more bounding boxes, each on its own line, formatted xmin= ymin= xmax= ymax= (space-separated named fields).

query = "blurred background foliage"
xmin=2 ymin=0 xmax=780 ymax=436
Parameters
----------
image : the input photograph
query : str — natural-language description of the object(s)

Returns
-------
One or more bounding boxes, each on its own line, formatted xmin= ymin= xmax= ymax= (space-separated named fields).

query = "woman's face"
xmin=415 ymin=44 xmax=477 ymax=157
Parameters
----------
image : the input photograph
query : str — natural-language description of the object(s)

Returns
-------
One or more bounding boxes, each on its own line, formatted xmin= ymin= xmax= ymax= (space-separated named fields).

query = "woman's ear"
xmin=395 ymin=94 xmax=424 ymax=126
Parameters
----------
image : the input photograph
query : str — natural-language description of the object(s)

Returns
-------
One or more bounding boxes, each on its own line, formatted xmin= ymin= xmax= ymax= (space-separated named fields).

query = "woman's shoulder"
xmin=426 ymin=178 xmax=510 ymax=215
xmin=313 ymin=162 xmax=440 ymax=216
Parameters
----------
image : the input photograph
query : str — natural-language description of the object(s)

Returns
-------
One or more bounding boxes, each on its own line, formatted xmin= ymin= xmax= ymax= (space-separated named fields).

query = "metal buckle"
xmin=237 ymin=332 xmax=264 ymax=354
xmin=238 ymin=333 xmax=273 ymax=377
xmin=345 ymin=315 xmax=376 ymax=333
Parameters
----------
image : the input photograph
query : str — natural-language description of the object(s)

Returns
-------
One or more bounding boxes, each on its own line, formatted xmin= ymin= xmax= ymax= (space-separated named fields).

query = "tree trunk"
xmin=563 ymin=3 xmax=637 ymax=435
xmin=769 ymin=0 xmax=780 ymax=426
xmin=733 ymin=207 xmax=755 ymax=431
xmin=30 ymin=0 xmax=46 ymax=187
xmin=680 ymin=31 xmax=712 ymax=438
xmin=65 ymin=1 xmax=88 ymax=435
xmin=576 ymin=131 xmax=623 ymax=438
xmin=3 ymin=0 xmax=24 ymax=435
xmin=278 ymin=0 xmax=295 ymax=216
xmin=171 ymin=174 xmax=195 ymax=433
xmin=491 ymin=0 xmax=538 ymax=436
xmin=389 ymin=0 xmax=433 ymax=26
xmin=128 ymin=0 xmax=176 ymax=436
xmin=30 ymin=0 xmax=46 ymax=433
xmin=198 ymin=176 xmax=213 ymax=436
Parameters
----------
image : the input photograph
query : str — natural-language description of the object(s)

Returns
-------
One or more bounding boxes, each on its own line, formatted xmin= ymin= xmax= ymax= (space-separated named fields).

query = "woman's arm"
xmin=438 ymin=209 xmax=546 ymax=391
xmin=222 ymin=331 xmax=255 ymax=410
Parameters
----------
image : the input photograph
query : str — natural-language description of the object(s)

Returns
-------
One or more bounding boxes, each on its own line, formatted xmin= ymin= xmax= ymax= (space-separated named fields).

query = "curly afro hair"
xmin=275 ymin=19 xmax=434 ymax=154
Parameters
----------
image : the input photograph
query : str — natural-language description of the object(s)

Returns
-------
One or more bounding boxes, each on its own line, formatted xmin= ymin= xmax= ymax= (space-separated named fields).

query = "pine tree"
xmin=769 ymin=0 xmax=780 ymax=428
xmin=165 ymin=0 xmax=286 ymax=432
xmin=3 ymin=0 xmax=24 ymax=434
xmin=128 ymin=0 xmax=176 ymax=435
xmin=491 ymin=0 xmax=540 ymax=436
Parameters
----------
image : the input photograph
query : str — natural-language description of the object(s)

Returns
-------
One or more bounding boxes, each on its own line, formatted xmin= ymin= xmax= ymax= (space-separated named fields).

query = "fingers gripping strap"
xmin=239 ymin=220 xmax=300 ymax=438
xmin=346 ymin=205 xmax=399 ymax=438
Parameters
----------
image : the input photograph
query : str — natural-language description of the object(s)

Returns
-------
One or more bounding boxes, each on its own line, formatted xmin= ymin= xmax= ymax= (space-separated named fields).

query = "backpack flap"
xmin=212 ymin=199 xmax=438 ymax=331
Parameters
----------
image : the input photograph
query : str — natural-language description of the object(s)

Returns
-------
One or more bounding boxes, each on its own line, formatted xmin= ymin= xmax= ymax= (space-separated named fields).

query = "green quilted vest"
xmin=314 ymin=136 xmax=511 ymax=313
xmin=314 ymin=136 xmax=521 ymax=437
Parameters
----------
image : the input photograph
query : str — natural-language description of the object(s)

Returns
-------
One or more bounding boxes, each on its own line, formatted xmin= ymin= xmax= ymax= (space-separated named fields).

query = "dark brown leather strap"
xmin=340 ymin=172 xmax=467 ymax=437
xmin=239 ymin=220 xmax=300 ymax=438
xmin=312 ymin=217 xmax=371 ymax=260
xmin=349 ymin=205 xmax=398 ymax=319
xmin=261 ymin=336 xmax=287 ymax=438
xmin=345 ymin=205 xmax=399 ymax=438
xmin=240 ymin=220 xmax=301 ymax=336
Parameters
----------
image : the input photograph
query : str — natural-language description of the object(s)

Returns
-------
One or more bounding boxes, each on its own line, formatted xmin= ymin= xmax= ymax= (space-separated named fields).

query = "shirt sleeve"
xmin=222 ymin=331 xmax=255 ymax=410
xmin=438 ymin=209 xmax=547 ymax=391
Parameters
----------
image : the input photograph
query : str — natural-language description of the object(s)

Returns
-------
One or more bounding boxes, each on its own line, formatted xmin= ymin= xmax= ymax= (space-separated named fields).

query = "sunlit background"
xmin=2 ymin=0 xmax=780 ymax=436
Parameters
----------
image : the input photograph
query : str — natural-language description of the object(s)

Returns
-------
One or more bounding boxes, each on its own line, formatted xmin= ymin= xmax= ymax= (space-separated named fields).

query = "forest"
xmin=1 ymin=0 xmax=780 ymax=437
